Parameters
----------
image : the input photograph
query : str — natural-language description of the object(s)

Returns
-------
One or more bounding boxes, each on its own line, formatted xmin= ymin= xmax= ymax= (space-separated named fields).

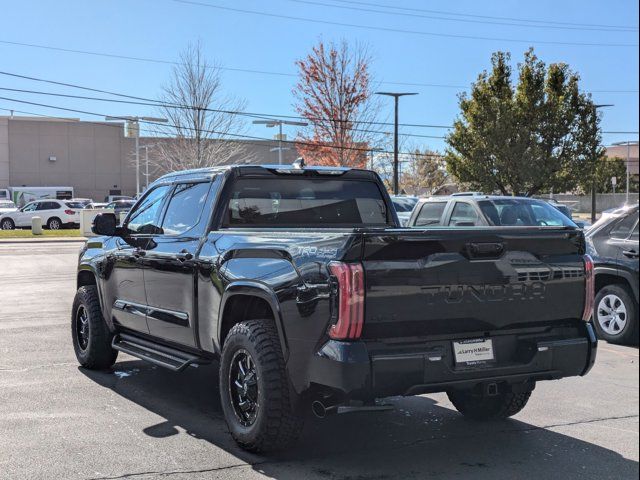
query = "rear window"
xmin=478 ymin=199 xmax=576 ymax=227
xmin=64 ymin=202 xmax=85 ymax=209
xmin=225 ymin=178 xmax=389 ymax=227
xmin=414 ymin=202 xmax=446 ymax=226
xmin=391 ymin=197 xmax=418 ymax=213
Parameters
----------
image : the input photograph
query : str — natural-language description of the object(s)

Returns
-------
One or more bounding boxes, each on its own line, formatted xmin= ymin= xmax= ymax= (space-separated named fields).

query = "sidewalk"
xmin=0 ymin=236 xmax=87 ymax=244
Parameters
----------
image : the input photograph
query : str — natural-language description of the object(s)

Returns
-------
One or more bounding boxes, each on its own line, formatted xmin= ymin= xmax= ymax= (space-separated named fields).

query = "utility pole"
xmin=376 ymin=92 xmax=418 ymax=195
xmin=105 ymin=115 xmax=168 ymax=195
xmin=253 ymin=119 xmax=308 ymax=165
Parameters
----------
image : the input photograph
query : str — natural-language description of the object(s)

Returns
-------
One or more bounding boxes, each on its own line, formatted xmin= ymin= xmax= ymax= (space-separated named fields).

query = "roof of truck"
xmin=155 ymin=164 xmax=357 ymax=183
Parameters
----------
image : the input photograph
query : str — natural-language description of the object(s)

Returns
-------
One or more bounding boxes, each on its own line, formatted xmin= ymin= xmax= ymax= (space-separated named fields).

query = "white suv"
xmin=0 ymin=200 xmax=81 ymax=230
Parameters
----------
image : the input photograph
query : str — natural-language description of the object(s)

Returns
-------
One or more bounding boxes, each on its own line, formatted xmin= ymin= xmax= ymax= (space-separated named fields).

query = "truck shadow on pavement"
xmin=81 ymin=360 xmax=638 ymax=480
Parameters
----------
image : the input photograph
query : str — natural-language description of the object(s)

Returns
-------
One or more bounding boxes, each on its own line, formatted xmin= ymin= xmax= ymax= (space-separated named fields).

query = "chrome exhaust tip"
xmin=311 ymin=400 xmax=327 ymax=418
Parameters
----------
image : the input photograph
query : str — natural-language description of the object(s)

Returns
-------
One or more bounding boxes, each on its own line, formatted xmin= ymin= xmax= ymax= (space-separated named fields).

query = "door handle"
xmin=623 ymin=249 xmax=639 ymax=258
xmin=177 ymin=249 xmax=193 ymax=262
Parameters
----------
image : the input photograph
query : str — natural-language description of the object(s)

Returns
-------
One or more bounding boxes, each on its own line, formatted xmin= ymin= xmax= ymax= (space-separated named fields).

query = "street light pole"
xmin=376 ymin=92 xmax=418 ymax=195
xmin=611 ymin=140 xmax=638 ymax=205
xmin=278 ymin=122 xmax=283 ymax=165
xmin=253 ymin=119 xmax=308 ymax=165
xmin=105 ymin=115 xmax=168 ymax=195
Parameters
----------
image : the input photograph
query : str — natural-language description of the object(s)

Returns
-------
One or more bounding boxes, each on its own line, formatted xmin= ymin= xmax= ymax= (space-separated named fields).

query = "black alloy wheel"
xmin=229 ymin=349 xmax=259 ymax=427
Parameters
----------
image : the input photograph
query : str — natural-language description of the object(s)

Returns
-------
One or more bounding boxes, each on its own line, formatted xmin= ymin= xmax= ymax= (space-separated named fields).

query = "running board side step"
xmin=111 ymin=333 xmax=201 ymax=372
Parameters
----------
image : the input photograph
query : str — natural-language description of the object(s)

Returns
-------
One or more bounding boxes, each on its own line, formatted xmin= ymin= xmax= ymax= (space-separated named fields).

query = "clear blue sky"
xmin=1 ymin=0 xmax=638 ymax=152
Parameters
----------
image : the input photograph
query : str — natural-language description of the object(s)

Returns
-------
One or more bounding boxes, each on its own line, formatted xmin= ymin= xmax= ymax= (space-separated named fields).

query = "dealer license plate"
xmin=453 ymin=338 xmax=494 ymax=365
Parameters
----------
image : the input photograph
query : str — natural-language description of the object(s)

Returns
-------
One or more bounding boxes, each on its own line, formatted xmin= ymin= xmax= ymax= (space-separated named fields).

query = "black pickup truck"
xmin=72 ymin=163 xmax=597 ymax=452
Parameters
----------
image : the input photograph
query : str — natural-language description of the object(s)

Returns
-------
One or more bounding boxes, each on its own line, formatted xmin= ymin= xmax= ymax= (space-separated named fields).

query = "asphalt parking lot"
xmin=0 ymin=241 xmax=638 ymax=480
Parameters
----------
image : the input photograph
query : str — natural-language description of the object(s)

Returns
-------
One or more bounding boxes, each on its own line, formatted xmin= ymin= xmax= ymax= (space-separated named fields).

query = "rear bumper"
xmin=307 ymin=322 xmax=597 ymax=399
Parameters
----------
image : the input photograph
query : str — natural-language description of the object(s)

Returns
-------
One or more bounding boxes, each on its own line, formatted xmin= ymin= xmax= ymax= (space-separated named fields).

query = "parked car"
xmin=546 ymin=199 xmax=573 ymax=218
xmin=104 ymin=195 xmax=133 ymax=203
xmin=70 ymin=198 xmax=93 ymax=207
xmin=0 ymin=199 xmax=81 ymax=230
xmin=390 ymin=195 xmax=419 ymax=226
xmin=105 ymin=199 xmax=136 ymax=215
xmin=0 ymin=199 xmax=17 ymax=215
xmin=73 ymin=164 xmax=596 ymax=453
xmin=407 ymin=195 xmax=577 ymax=228
xmin=586 ymin=204 xmax=639 ymax=344
xmin=85 ymin=202 xmax=108 ymax=209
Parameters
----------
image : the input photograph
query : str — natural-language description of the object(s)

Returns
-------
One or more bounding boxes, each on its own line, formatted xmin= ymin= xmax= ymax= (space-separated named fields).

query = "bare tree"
xmin=400 ymin=148 xmax=449 ymax=196
xmin=293 ymin=40 xmax=383 ymax=167
xmin=152 ymin=41 xmax=250 ymax=173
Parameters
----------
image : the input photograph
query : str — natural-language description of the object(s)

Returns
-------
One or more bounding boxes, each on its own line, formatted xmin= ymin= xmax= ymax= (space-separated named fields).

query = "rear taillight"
xmin=64 ymin=209 xmax=75 ymax=215
xmin=582 ymin=255 xmax=594 ymax=322
xmin=328 ymin=262 xmax=364 ymax=340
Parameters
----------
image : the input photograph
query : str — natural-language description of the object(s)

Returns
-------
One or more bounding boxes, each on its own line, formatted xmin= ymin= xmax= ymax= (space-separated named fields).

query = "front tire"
xmin=219 ymin=319 xmax=303 ymax=453
xmin=448 ymin=385 xmax=532 ymax=420
xmin=1 ymin=218 xmax=15 ymax=230
xmin=594 ymin=284 xmax=638 ymax=345
xmin=71 ymin=286 xmax=118 ymax=369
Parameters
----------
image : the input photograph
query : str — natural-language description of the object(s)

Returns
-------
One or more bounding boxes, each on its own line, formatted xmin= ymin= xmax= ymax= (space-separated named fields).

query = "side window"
xmin=22 ymin=203 xmax=38 ymax=212
xmin=629 ymin=222 xmax=639 ymax=241
xmin=161 ymin=182 xmax=212 ymax=235
xmin=531 ymin=204 xmax=564 ymax=226
xmin=126 ymin=185 xmax=172 ymax=234
xmin=449 ymin=202 xmax=479 ymax=226
xmin=610 ymin=214 xmax=638 ymax=239
xmin=414 ymin=202 xmax=446 ymax=226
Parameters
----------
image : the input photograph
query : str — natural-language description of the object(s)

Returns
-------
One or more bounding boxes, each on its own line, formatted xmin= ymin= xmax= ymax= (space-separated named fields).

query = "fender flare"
xmin=217 ymin=281 xmax=289 ymax=359
xmin=77 ymin=264 xmax=111 ymax=328
xmin=594 ymin=266 xmax=639 ymax=303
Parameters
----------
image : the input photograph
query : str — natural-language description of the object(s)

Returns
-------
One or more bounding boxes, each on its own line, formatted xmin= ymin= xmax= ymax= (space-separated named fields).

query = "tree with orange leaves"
xmin=293 ymin=40 xmax=381 ymax=167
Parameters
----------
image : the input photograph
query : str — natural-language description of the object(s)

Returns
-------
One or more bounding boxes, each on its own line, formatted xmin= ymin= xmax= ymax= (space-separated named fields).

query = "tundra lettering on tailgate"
xmin=421 ymin=282 xmax=546 ymax=305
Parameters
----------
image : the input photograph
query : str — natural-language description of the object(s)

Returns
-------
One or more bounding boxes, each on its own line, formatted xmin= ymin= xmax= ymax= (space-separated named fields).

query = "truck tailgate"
xmin=361 ymin=228 xmax=586 ymax=339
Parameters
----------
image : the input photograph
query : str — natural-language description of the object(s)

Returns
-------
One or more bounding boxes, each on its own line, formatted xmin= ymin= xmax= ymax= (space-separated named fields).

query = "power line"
xmin=0 ymin=39 xmax=464 ymax=90
xmin=169 ymin=0 xmax=638 ymax=47
xmin=0 ymin=103 xmax=636 ymax=163
xmin=0 ymin=86 xmax=448 ymax=140
xmin=0 ymin=96 xmax=450 ymax=158
xmin=0 ymin=83 xmax=636 ymax=136
xmin=289 ymin=0 xmax=639 ymax=33
xmin=0 ymin=42 xmax=637 ymax=95
xmin=325 ymin=0 xmax=639 ymax=31
xmin=0 ymin=71 xmax=454 ymax=129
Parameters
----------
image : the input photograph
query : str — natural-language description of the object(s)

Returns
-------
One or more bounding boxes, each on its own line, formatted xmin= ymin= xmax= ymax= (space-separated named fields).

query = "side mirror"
xmin=92 ymin=213 xmax=118 ymax=236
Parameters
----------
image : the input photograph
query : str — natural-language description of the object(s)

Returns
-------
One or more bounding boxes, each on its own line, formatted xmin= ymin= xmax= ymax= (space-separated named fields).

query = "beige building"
xmin=0 ymin=116 xmax=300 ymax=201
xmin=605 ymin=142 xmax=639 ymax=175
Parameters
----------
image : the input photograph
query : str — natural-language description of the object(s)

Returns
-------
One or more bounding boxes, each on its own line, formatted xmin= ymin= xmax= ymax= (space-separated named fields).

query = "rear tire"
xmin=71 ymin=286 xmax=118 ymax=370
xmin=219 ymin=319 xmax=303 ymax=453
xmin=448 ymin=385 xmax=532 ymax=420
xmin=1 ymin=218 xmax=15 ymax=230
xmin=47 ymin=217 xmax=62 ymax=230
xmin=594 ymin=284 xmax=638 ymax=345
